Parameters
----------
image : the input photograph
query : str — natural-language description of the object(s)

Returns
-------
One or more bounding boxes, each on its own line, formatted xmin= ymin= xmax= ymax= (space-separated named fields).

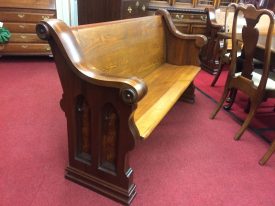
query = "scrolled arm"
xmin=155 ymin=9 xmax=207 ymax=48
xmin=36 ymin=20 xmax=147 ymax=105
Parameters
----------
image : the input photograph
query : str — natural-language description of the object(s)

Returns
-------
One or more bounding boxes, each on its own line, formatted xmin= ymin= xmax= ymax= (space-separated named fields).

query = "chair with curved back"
xmin=211 ymin=3 xmax=244 ymax=87
xmin=199 ymin=7 xmax=225 ymax=75
xmin=210 ymin=4 xmax=275 ymax=143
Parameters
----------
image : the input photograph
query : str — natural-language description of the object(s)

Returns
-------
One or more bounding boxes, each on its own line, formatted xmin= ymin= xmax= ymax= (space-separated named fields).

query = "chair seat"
xmin=235 ymin=69 xmax=275 ymax=90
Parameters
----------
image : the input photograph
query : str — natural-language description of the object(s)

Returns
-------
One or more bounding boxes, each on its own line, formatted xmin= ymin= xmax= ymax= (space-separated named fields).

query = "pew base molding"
xmin=65 ymin=166 xmax=137 ymax=205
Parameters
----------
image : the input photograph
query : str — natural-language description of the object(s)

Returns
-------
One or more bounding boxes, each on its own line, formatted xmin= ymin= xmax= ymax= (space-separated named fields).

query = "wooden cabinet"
xmin=169 ymin=11 xmax=207 ymax=34
xmin=148 ymin=0 xmax=238 ymax=35
xmin=77 ymin=0 xmax=149 ymax=25
xmin=148 ymin=0 xmax=239 ymax=73
xmin=0 ymin=0 xmax=56 ymax=56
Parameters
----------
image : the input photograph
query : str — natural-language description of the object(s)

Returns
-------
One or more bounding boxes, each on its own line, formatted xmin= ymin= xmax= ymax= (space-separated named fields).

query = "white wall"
xmin=56 ymin=0 xmax=78 ymax=26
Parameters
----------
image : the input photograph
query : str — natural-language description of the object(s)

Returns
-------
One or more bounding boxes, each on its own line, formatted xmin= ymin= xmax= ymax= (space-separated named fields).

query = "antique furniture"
xmin=210 ymin=4 xmax=274 ymax=142
xmin=199 ymin=7 xmax=225 ymax=74
xmin=210 ymin=3 xmax=243 ymax=86
xmin=36 ymin=9 xmax=206 ymax=204
xmin=0 ymin=0 xmax=56 ymax=55
xmin=198 ymin=0 xmax=274 ymax=74
xmin=148 ymin=1 xmax=239 ymax=73
xmin=217 ymin=33 xmax=275 ymax=110
xmin=77 ymin=0 xmax=149 ymax=24
xmin=148 ymin=1 xmax=239 ymax=36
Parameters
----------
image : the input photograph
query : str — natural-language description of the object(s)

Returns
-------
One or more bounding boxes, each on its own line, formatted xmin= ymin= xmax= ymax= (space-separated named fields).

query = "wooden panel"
xmin=73 ymin=16 xmax=166 ymax=78
xmin=121 ymin=0 xmax=148 ymax=19
xmin=0 ymin=0 xmax=55 ymax=10
xmin=77 ymin=0 xmax=149 ymax=25
xmin=190 ymin=24 xmax=206 ymax=34
xmin=77 ymin=0 xmax=121 ymax=24
xmin=0 ymin=11 xmax=55 ymax=23
xmin=0 ymin=43 xmax=51 ymax=54
xmin=3 ymin=22 xmax=36 ymax=33
xmin=121 ymin=0 xmax=141 ymax=19
xmin=174 ymin=23 xmax=190 ymax=33
xmin=9 ymin=33 xmax=45 ymax=43
xmin=134 ymin=63 xmax=200 ymax=138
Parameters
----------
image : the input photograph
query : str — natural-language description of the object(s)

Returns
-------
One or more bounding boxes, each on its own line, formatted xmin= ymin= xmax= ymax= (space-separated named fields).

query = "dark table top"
xmin=218 ymin=32 xmax=275 ymax=67
xmin=218 ymin=32 xmax=275 ymax=52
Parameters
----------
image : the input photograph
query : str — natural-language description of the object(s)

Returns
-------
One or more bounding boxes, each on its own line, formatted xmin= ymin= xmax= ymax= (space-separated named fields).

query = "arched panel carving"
xmin=75 ymin=95 xmax=91 ymax=163
xmin=100 ymin=103 xmax=119 ymax=175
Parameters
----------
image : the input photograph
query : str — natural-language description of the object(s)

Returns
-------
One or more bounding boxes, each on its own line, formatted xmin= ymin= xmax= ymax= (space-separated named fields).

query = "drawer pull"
xmin=21 ymin=45 xmax=28 ymax=49
xmin=42 ymin=15 xmax=50 ymax=20
xmin=176 ymin=14 xmax=180 ymax=19
xmin=46 ymin=47 xmax=51 ymax=51
xmin=19 ymin=24 xmax=25 ymax=29
xmin=127 ymin=6 xmax=132 ymax=14
xmin=136 ymin=1 xmax=140 ymax=7
xmin=20 ymin=35 xmax=27 ymax=39
xmin=200 ymin=15 xmax=207 ymax=21
xmin=18 ymin=14 xmax=25 ymax=18
xmin=142 ymin=4 xmax=146 ymax=11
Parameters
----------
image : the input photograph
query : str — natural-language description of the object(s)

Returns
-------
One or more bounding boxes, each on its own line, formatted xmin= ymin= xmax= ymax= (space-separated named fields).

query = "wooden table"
xmin=218 ymin=32 xmax=275 ymax=67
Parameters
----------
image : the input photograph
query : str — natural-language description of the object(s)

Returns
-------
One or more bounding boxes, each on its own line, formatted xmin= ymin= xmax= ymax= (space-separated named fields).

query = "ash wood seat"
xmin=36 ymin=9 xmax=206 ymax=205
xmin=135 ymin=64 xmax=200 ymax=138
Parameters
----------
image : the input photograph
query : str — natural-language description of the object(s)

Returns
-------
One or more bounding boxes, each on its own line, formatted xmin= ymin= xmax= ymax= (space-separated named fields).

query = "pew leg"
xmin=61 ymin=91 xmax=138 ymax=205
xmin=180 ymin=82 xmax=195 ymax=103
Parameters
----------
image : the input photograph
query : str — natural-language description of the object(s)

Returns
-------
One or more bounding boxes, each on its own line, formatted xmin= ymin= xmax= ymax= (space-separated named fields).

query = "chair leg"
xmin=259 ymin=140 xmax=275 ymax=165
xmin=210 ymin=88 xmax=230 ymax=119
xmin=211 ymin=62 xmax=224 ymax=87
xmin=224 ymin=88 xmax=237 ymax=110
xmin=244 ymin=99 xmax=251 ymax=113
xmin=234 ymin=101 xmax=258 ymax=140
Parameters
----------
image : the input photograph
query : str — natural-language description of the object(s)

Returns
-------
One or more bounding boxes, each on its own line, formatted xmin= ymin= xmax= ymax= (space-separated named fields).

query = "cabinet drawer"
xmin=190 ymin=24 xmax=206 ymax=34
xmin=9 ymin=33 xmax=45 ymax=43
xmin=0 ymin=43 xmax=51 ymax=54
xmin=4 ymin=22 xmax=36 ymax=33
xmin=171 ymin=13 xmax=207 ymax=23
xmin=0 ymin=11 xmax=55 ymax=23
xmin=174 ymin=23 xmax=190 ymax=34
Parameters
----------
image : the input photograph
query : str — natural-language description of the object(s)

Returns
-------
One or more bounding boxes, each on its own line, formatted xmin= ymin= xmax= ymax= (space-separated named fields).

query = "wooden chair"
xmin=211 ymin=4 xmax=243 ymax=87
xmin=199 ymin=8 xmax=225 ymax=75
xmin=210 ymin=4 xmax=275 ymax=142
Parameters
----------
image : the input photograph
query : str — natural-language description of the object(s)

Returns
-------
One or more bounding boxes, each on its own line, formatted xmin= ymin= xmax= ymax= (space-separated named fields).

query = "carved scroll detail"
xmin=76 ymin=95 xmax=91 ymax=162
xmin=100 ymin=103 xmax=118 ymax=174
xmin=36 ymin=23 xmax=50 ymax=40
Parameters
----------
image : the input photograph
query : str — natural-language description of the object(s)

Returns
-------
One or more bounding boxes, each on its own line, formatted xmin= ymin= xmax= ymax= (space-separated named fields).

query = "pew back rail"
xmin=36 ymin=9 xmax=206 ymax=205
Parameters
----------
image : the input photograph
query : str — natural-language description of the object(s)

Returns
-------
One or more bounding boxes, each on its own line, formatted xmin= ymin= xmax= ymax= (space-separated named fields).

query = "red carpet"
xmin=1 ymin=57 xmax=275 ymax=206
xmin=195 ymin=68 xmax=275 ymax=143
